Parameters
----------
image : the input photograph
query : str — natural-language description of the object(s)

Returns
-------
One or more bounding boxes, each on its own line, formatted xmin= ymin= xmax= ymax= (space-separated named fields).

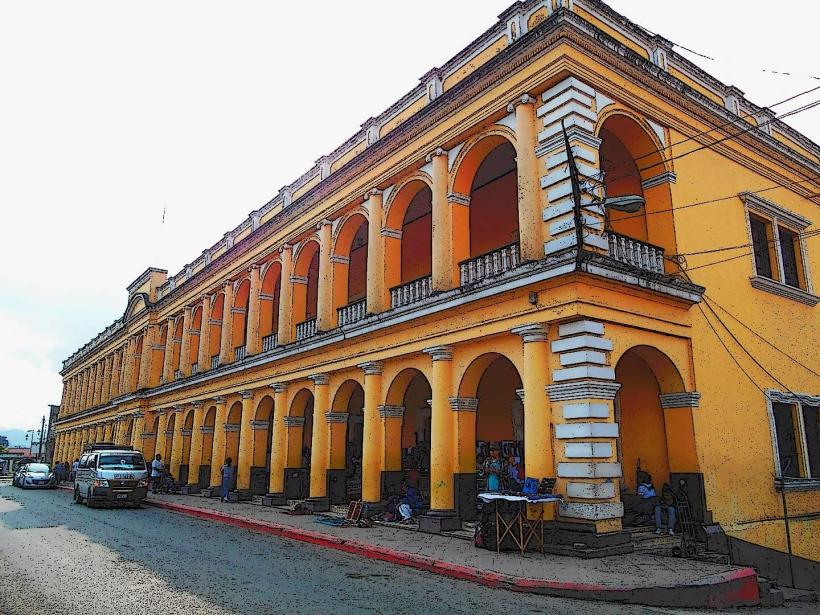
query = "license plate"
xmin=116 ymin=493 xmax=128 ymax=499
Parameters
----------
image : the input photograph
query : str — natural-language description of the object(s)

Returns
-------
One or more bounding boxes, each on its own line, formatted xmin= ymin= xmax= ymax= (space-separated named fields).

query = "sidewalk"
xmin=124 ymin=490 xmax=759 ymax=608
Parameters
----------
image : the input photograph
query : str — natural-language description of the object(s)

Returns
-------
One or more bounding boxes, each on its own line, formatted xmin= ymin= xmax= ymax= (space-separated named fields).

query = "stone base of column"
xmin=179 ymin=484 xmax=201 ymax=495
xmin=261 ymin=492 xmax=287 ymax=507
xmin=326 ymin=469 xmax=347 ymax=505
xmin=227 ymin=489 xmax=252 ymax=503
xmin=418 ymin=509 xmax=460 ymax=534
xmin=454 ymin=472 xmax=478 ymax=522
xmin=361 ymin=500 xmax=384 ymax=519
xmin=302 ymin=496 xmax=330 ymax=513
xmin=380 ymin=470 xmax=402 ymax=497
xmin=284 ymin=467 xmax=309 ymax=500
xmin=201 ymin=486 xmax=221 ymax=498
xmin=543 ymin=522 xmax=633 ymax=558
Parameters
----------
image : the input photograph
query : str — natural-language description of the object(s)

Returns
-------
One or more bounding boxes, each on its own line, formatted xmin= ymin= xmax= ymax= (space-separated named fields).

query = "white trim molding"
xmin=659 ymin=392 xmax=701 ymax=409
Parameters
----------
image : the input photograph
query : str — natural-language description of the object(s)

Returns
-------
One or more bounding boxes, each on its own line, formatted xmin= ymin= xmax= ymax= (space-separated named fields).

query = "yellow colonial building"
xmin=54 ymin=0 xmax=818 ymax=587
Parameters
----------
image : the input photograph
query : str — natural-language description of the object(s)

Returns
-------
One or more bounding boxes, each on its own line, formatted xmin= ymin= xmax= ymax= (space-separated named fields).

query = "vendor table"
xmin=478 ymin=493 xmax=561 ymax=555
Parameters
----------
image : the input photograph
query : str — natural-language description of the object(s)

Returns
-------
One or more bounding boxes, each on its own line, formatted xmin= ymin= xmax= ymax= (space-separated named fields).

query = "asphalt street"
xmin=0 ymin=486 xmax=812 ymax=615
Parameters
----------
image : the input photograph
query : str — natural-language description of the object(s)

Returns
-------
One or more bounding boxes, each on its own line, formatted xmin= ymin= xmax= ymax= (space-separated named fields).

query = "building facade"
xmin=53 ymin=0 xmax=818 ymax=587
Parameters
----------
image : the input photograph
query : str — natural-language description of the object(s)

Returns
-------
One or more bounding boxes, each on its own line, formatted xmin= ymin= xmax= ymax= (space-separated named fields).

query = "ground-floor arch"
xmin=326 ymin=379 xmax=364 ymax=504
xmin=251 ymin=395 xmax=274 ymax=495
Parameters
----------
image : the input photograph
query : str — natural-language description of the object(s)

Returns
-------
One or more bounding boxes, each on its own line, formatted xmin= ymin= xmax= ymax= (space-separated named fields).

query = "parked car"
xmin=13 ymin=463 xmax=57 ymax=489
xmin=73 ymin=444 xmax=148 ymax=508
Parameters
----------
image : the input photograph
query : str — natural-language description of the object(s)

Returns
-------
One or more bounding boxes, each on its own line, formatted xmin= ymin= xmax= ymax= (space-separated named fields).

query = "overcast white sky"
xmin=1 ymin=1 xmax=818 ymax=434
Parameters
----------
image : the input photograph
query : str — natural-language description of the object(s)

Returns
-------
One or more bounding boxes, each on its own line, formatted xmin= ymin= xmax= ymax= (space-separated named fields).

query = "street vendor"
xmin=481 ymin=443 xmax=506 ymax=492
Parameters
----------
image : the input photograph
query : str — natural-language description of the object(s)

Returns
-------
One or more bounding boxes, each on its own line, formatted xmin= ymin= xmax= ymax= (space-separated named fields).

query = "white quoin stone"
xmin=559 ymin=350 xmax=608 ymax=367
xmin=551 ymin=335 xmax=613 ymax=353
xmin=557 ymin=462 xmax=622 ymax=478
xmin=564 ymin=442 xmax=613 ymax=458
xmin=561 ymin=403 xmax=610 ymax=420
xmin=559 ymin=501 xmax=624 ymax=520
xmin=558 ymin=320 xmax=604 ymax=337
xmin=555 ymin=422 xmax=619 ymax=439
xmin=566 ymin=482 xmax=616 ymax=499
xmin=553 ymin=366 xmax=616 ymax=382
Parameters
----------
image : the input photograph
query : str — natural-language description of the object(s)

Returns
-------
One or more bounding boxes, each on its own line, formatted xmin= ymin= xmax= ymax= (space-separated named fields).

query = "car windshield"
xmin=26 ymin=464 xmax=50 ymax=473
xmin=98 ymin=454 xmax=145 ymax=470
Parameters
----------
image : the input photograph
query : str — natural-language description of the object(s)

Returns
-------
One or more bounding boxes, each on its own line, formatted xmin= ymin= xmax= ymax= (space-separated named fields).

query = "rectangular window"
xmin=802 ymin=405 xmax=820 ymax=478
xmin=778 ymin=226 xmax=801 ymax=288
xmin=772 ymin=402 xmax=801 ymax=477
xmin=750 ymin=215 xmax=773 ymax=279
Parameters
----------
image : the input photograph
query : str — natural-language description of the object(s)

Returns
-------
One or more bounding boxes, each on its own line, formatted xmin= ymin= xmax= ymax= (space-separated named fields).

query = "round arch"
xmin=251 ymin=395 xmax=275 ymax=494
xmin=208 ymin=293 xmax=225 ymax=363
xmin=329 ymin=379 xmax=365 ymax=503
xmin=384 ymin=178 xmax=434 ymax=293
xmin=200 ymin=405 xmax=216 ymax=476
xmin=292 ymin=240 xmax=320 ymax=327
xmin=231 ymin=278 xmax=250 ymax=351
xmin=260 ymin=261 xmax=282 ymax=342
xmin=189 ymin=306 xmax=202 ymax=367
xmin=332 ymin=212 xmax=369 ymax=313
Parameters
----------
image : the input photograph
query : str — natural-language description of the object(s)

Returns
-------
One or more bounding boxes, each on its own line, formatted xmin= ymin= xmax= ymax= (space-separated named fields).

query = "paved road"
xmin=0 ymin=486 xmax=811 ymax=615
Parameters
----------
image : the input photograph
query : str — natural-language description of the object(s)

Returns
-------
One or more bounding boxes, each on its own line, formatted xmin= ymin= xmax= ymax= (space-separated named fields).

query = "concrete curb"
xmin=133 ymin=494 xmax=760 ymax=608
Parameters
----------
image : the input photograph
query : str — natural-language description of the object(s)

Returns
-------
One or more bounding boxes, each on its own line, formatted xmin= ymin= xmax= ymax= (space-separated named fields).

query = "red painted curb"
xmin=138 ymin=497 xmax=759 ymax=608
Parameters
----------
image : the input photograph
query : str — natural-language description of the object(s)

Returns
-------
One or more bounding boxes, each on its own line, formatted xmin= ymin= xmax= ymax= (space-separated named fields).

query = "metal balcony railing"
xmin=459 ymin=243 xmax=521 ymax=286
xmin=262 ymin=333 xmax=277 ymax=352
xmin=191 ymin=362 xmax=199 ymax=375
xmin=337 ymin=299 xmax=367 ymax=326
xmin=607 ymin=232 xmax=665 ymax=274
xmin=234 ymin=345 xmax=246 ymax=362
xmin=295 ymin=318 xmax=317 ymax=341
xmin=390 ymin=275 xmax=432 ymax=308
xmin=210 ymin=355 xmax=219 ymax=370
xmin=174 ymin=369 xmax=182 ymax=380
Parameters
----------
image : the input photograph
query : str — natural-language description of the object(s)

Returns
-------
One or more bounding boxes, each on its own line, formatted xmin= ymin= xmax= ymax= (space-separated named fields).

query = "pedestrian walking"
xmin=70 ymin=459 xmax=79 ymax=482
xmin=151 ymin=454 xmax=165 ymax=494
xmin=220 ymin=458 xmax=235 ymax=502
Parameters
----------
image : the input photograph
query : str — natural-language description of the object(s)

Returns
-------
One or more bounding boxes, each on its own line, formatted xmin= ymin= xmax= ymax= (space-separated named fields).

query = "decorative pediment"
xmin=123 ymin=293 xmax=150 ymax=321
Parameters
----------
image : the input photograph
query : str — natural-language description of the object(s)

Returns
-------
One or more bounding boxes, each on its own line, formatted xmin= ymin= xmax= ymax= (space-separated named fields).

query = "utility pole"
xmin=38 ymin=415 xmax=45 ymax=461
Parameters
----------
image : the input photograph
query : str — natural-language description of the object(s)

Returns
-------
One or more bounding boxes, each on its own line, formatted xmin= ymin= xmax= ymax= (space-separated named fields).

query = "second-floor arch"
xmin=292 ymin=239 xmax=320 ymax=339
xmin=384 ymin=176 xmax=433 ymax=298
xmin=332 ymin=211 xmax=369 ymax=322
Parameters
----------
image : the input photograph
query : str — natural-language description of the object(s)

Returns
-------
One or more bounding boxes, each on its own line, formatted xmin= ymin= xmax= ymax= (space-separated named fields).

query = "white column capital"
xmin=378 ymin=405 xmax=405 ymax=418
xmin=213 ymin=395 xmax=227 ymax=405
xmin=511 ymin=323 xmax=549 ymax=343
xmin=423 ymin=345 xmax=454 ymax=361
xmin=506 ymin=93 xmax=537 ymax=113
xmin=325 ymin=412 xmax=349 ymax=423
xmin=448 ymin=397 xmax=478 ymax=411
xmin=283 ymin=416 xmax=306 ymax=427
xmin=358 ymin=361 xmax=384 ymax=376
xmin=271 ymin=382 xmax=289 ymax=394
xmin=239 ymin=390 xmax=254 ymax=400
xmin=309 ymin=373 xmax=330 ymax=386
xmin=425 ymin=147 xmax=448 ymax=162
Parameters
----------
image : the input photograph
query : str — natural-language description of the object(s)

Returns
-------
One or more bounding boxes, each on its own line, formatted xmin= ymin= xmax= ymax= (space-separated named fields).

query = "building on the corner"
xmin=52 ymin=0 xmax=818 ymax=588
xmin=44 ymin=405 xmax=60 ymax=464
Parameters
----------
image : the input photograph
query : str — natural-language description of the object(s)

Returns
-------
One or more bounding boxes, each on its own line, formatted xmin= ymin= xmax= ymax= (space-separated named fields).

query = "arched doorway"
xmin=598 ymin=113 xmax=677 ymax=267
xmin=327 ymin=380 xmax=364 ymax=504
xmin=292 ymin=241 xmax=320 ymax=339
xmin=386 ymin=369 xmax=432 ymax=506
xmin=459 ymin=353 xmax=524 ymax=521
xmin=284 ymin=389 xmax=314 ymax=500
xmin=179 ymin=409 xmax=194 ymax=485
xmin=199 ymin=405 xmax=216 ymax=487
xmin=259 ymin=261 xmax=281 ymax=350
xmin=251 ymin=395 xmax=274 ymax=495
xmin=333 ymin=214 xmax=369 ymax=325
xmin=384 ymin=179 xmax=434 ymax=305
xmin=142 ymin=413 xmax=158 ymax=462
xmin=615 ymin=345 xmax=698 ymax=526
xmin=163 ymin=412 xmax=176 ymax=461
xmin=224 ymin=401 xmax=242 ymax=472
xmin=170 ymin=317 xmax=184 ymax=378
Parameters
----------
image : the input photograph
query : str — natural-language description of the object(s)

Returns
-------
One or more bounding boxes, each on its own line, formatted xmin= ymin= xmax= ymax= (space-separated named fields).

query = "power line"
xmin=703 ymin=293 xmax=820 ymax=379
xmin=672 ymin=228 xmax=820 ymax=257
xmin=681 ymin=250 xmax=753 ymax=272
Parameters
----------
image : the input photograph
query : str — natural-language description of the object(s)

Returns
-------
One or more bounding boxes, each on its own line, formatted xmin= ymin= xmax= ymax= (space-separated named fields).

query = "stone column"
xmin=101 ymin=355 xmax=113 ymax=404
xmin=364 ymin=189 xmax=386 ymax=313
xmin=316 ymin=221 xmax=334 ymax=331
xmin=121 ymin=340 xmax=134 ymax=394
xmin=109 ymin=350 xmax=121 ymax=399
xmin=103 ymin=421 xmax=113 ymax=442
xmin=509 ymin=95 xmax=543 ymax=262
xmin=208 ymin=397 xmax=228 ymax=488
xmin=245 ymin=265 xmax=262 ymax=356
xmin=277 ymin=245 xmax=294 ymax=345
xmin=547 ymin=319 xmax=627 ymax=552
xmin=138 ymin=326 xmax=156 ymax=389
xmin=179 ymin=306 xmax=193 ymax=376
xmin=186 ymin=402 xmax=205 ymax=490
xmin=359 ymin=362 xmax=384 ymax=511
xmin=153 ymin=409 xmax=168 ymax=462
xmin=197 ymin=295 xmax=213 ymax=372
xmin=264 ymin=383 xmax=289 ymax=505
xmin=325 ymin=411 xmax=349 ymax=505
xmin=219 ymin=281 xmax=234 ymax=366
xmin=130 ymin=412 xmax=144 ymax=450
xmin=234 ymin=390 xmax=256 ymax=497
xmin=162 ymin=318 xmax=175 ymax=383
xmin=429 ymin=148 xmax=454 ymax=292
xmin=512 ymin=323 xmax=554 ymax=519
xmin=169 ymin=407 xmax=185 ymax=479
xmin=420 ymin=345 xmax=459 ymax=533
xmin=306 ymin=373 xmax=330 ymax=511
xmin=379 ymin=405 xmax=405 ymax=497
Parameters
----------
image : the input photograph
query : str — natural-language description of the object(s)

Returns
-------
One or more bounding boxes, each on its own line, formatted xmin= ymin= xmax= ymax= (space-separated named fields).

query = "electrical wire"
xmin=672 ymin=228 xmax=820 ymax=258
xmin=703 ymin=293 xmax=820 ymax=379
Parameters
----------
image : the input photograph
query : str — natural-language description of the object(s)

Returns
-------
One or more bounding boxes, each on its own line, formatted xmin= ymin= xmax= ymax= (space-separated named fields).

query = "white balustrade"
xmin=607 ymin=232 xmax=665 ymax=274
xmin=390 ymin=275 xmax=432 ymax=308
xmin=262 ymin=333 xmax=277 ymax=352
xmin=295 ymin=318 xmax=317 ymax=341
xmin=234 ymin=345 xmax=246 ymax=362
xmin=210 ymin=355 xmax=219 ymax=370
xmin=459 ymin=243 xmax=521 ymax=286
xmin=191 ymin=362 xmax=199 ymax=375
xmin=337 ymin=299 xmax=367 ymax=326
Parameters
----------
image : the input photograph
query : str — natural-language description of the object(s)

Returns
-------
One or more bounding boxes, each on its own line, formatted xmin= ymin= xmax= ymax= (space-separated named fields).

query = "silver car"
xmin=13 ymin=463 xmax=57 ymax=489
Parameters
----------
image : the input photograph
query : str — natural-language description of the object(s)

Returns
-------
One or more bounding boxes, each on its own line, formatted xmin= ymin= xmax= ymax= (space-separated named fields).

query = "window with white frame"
xmin=767 ymin=391 xmax=820 ymax=481
xmin=741 ymin=192 xmax=817 ymax=305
